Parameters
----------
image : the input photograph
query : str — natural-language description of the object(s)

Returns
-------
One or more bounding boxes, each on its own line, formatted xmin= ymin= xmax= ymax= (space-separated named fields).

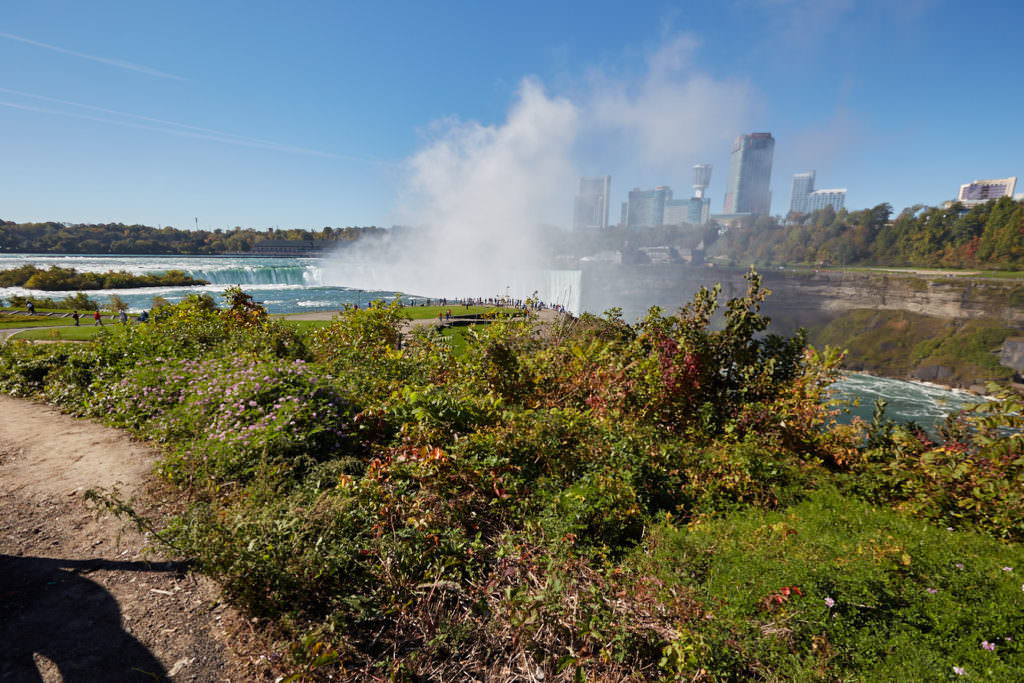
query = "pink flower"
xmin=953 ymin=666 xmax=965 ymax=676
xmin=824 ymin=597 xmax=835 ymax=608
xmin=981 ymin=640 xmax=995 ymax=651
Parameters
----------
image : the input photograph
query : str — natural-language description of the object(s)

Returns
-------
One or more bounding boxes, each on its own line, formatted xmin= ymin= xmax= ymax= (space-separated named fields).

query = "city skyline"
xmin=2 ymin=2 xmax=1024 ymax=230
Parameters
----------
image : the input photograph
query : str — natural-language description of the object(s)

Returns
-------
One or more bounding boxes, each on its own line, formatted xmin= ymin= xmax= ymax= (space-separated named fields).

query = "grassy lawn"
xmin=403 ymin=304 xmax=506 ymax=320
xmin=11 ymin=325 xmax=112 ymax=341
xmin=279 ymin=320 xmax=334 ymax=333
xmin=0 ymin=316 xmax=80 ymax=329
xmin=440 ymin=325 xmax=473 ymax=354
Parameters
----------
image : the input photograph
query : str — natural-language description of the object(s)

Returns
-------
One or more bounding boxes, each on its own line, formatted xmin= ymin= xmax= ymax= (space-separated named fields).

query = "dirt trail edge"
xmin=0 ymin=396 xmax=253 ymax=682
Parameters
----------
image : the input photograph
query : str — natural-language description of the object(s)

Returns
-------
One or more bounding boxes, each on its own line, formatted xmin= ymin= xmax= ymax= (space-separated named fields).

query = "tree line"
xmin=714 ymin=197 xmax=1024 ymax=269
xmin=0 ymin=221 xmax=386 ymax=255
xmin=0 ymin=264 xmax=207 ymax=290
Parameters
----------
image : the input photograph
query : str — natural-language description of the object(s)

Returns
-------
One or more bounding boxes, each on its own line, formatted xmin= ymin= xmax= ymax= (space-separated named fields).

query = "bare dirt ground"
xmin=0 ymin=396 xmax=255 ymax=682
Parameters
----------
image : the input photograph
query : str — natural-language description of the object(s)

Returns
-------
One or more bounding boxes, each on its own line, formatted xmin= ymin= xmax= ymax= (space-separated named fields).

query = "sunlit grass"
xmin=12 ymin=325 xmax=111 ymax=341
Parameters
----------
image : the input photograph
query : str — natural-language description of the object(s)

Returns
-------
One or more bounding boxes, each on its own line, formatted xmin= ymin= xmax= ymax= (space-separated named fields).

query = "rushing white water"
xmin=0 ymin=253 xmax=979 ymax=428
xmin=830 ymin=373 xmax=981 ymax=432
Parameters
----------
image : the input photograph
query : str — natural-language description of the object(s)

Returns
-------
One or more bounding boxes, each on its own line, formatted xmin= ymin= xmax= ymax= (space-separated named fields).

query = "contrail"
xmin=0 ymin=31 xmax=185 ymax=80
xmin=0 ymin=91 xmax=389 ymax=164
xmin=0 ymin=99 xmax=357 ymax=160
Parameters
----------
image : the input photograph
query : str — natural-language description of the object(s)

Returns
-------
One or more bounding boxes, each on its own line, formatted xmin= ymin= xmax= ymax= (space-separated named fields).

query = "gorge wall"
xmin=578 ymin=265 xmax=1024 ymax=332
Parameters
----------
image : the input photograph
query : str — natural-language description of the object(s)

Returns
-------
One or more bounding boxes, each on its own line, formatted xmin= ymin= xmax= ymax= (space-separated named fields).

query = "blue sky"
xmin=2 ymin=0 xmax=1022 ymax=230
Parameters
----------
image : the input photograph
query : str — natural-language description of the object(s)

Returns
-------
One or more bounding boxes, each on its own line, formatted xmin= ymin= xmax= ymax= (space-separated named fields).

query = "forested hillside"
xmin=0 ymin=221 xmax=384 ymax=254
xmin=715 ymin=197 xmax=1024 ymax=269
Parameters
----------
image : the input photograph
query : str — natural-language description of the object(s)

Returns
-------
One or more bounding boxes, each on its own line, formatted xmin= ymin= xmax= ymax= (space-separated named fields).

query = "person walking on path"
xmin=118 ymin=309 xmax=127 ymax=325
xmin=94 ymin=310 xmax=103 ymax=326
xmin=26 ymin=301 xmax=34 ymax=315
xmin=72 ymin=311 xmax=80 ymax=326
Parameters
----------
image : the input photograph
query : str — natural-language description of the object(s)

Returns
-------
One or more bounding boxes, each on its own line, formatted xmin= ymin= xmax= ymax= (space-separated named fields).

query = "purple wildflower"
xmin=981 ymin=641 xmax=995 ymax=651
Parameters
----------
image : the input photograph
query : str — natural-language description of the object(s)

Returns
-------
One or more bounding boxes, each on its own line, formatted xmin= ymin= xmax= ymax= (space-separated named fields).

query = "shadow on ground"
xmin=0 ymin=554 xmax=188 ymax=682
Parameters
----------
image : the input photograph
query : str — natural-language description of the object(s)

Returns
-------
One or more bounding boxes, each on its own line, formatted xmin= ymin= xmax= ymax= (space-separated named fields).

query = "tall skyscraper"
xmin=789 ymin=171 xmax=816 ymax=214
xmin=627 ymin=186 xmax=672 ymax=228
xmin=573 ymin=175 xmax=611 ymax=230
xmin=723 ymin=133 xmax=775 ymax=216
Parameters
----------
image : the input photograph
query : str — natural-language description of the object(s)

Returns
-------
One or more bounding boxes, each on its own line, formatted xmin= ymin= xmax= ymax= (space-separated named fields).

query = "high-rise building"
xmin=957 ymin=177 xmax=1017 ymax=207
xmin=723 ymin=133 xmax=775 ymax=216
xmin=627 ymin=186 xmax=672 ymax=228
xmin=805 ymin=189 xmax=846 ymax=212
xmin=663 ymin=199 xmax=689 ymax=225
xmin=573 ymin=175 xmax=611 ymax=230
xmin=620 ymin=201 xmax=629 ymax=226
xmin=789 ymin=171 xmax=816 ymax=214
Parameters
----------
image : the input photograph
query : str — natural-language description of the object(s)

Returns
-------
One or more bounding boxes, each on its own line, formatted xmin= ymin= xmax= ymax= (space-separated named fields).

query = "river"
xmin=0 ymin=253 xmax=983 ymax=429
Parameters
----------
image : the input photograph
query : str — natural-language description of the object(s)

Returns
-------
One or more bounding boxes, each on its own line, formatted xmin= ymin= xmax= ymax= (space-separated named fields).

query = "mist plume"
xmin=322 ymin=34 xmax=756 ymax=310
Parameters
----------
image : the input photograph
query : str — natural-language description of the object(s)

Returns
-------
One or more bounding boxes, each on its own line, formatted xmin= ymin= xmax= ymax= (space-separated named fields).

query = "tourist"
xmin=26 ymin=301 xmax=34 ymax=315
xmin=72 ymin=310 xmax=80 ymax=326
xmin=94 ymin=310 xmax=103 ymax=326
xmin=119 ymin=309 xmax=127 ymax=325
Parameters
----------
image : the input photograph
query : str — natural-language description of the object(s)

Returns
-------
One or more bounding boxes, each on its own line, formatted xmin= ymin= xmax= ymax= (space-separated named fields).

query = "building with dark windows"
xmin=789 ymin=171 xmax=816 ymax=214
xmin=626 ymin=186 xmax=672 ymax=228
xmin=957 ymin=177 xmax=1017 ymax=207
xmin=723 ymin=133 xmax=775 ymax=216
xmin=573 ymin=175 xmax=611 ymax=230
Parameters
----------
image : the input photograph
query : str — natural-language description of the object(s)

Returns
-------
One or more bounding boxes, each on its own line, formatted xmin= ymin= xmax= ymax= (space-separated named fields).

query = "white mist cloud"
xmin=323 ymin=34 xmax=758 ymax=308
xmin=403 ymin=78 xmax=577 ymax=261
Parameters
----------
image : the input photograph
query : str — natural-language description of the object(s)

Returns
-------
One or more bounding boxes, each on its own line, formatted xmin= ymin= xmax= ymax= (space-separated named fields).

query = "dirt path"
xmin=0 ymin=397 xmax=253 ymax=682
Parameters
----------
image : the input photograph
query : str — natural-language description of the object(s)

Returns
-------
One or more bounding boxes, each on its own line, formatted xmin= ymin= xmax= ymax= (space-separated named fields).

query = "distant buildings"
xmin=789 ymin=171 xmax=816 ymax=214
xmin=573 ymin=175 xmax=612 ymax=230
xmin=723 ymin=133 xmax=774 ymax=216
xmin=789 ymin=171 xmax=845 ymax=215
xmin=626 ymin=186 xmax=672 ymax=228
xmin=687 ymin=164 xmax=712 ymax=225
xmin=957 ymin=177 xmax=1017 ymax=207
xmin=622 ymin=165 xmax=713 ymax=228
xmin=663 ymin=198 xmax=689 ymax=226
xmin=806 ymin=188 xmax=847 ymax=212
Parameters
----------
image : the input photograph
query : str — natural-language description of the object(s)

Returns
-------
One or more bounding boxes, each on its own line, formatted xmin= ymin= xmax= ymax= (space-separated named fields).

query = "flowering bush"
xmin=100 ymin=354 xmax=354 ymax=484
